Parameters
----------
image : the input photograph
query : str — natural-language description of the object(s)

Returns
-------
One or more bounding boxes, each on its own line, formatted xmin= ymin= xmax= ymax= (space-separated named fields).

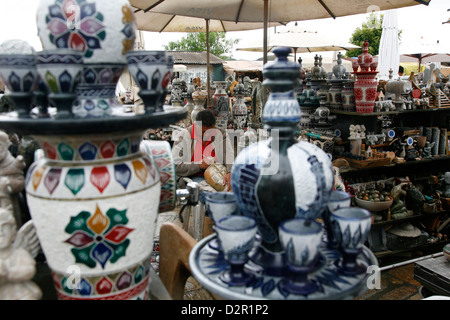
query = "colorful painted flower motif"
xmin=46 ymin=0 xmax=106 ymax=58
xmin=64 ymin=205 xmax=134 ymax=269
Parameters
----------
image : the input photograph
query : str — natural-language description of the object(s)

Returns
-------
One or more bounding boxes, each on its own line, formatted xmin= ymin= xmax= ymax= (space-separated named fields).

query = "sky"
xmin=0 ymin=0 xmax=448 ymax=61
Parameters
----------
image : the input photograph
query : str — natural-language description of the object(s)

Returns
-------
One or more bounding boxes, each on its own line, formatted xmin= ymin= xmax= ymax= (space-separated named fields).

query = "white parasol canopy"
xmin=399 ymin=40 xmax=450 ymax=73
xmin=378 ymin=10 xmax=400 ymax=80
xmin=130 ymin=6 xmax=284 ymax=104
xmin=236 ymin=24 xmax=360 ymax=61
xmin=131 ymin=0 xmax=431 ymax=64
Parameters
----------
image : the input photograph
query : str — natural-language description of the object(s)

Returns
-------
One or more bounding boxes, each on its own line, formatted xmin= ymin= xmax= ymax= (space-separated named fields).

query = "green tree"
xmin=163 ymin=32 xmax=239 ymax=60
xmin=344 ymin=13 xmax=385 ymax=58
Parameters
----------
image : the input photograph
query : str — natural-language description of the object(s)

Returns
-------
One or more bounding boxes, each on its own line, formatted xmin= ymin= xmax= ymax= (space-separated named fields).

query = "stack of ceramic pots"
xmin=0 ymin=0 xmax=187 ymax=300
xmin=212 ymin=80 xmax=230 ymax=130
xmin=353 ymin=40 xmax=378 ymax=113
xmin=231 ymin=47 xmax=334 ymax=276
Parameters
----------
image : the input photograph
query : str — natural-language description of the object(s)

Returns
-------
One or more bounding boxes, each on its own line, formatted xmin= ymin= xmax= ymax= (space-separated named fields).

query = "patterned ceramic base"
xmin=189 ymin=234 xmax=377 ymax=300
xmin=140 ymin=140 xmax=177 ymax=213
xmin=52 ymin=257 xmax=151 ymax=300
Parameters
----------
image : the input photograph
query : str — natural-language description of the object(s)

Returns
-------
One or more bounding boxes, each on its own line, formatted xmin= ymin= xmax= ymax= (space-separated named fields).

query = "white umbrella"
xmin=236 ymin=24 xmax=360 ymax=61
xmin=378 ymin=10 xmax=400 ymax=80
xmin=131 ymin=7 xmax=284 ymax=104
xmin=132 ymin=0 xmax=431 ymax=64
xmin=399 ymin=41 xmax=450 ymax=73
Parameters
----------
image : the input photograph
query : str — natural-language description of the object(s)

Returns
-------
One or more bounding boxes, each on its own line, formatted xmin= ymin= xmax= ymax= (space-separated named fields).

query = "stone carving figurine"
xmin=0 ymin=131 xmax=26 ymax=226
xmin=422 ymin=141 xmax=435 ymax=159
xmin=311 ymin=55 xmax=322 ymax=80
xmin=243 ymin=76 xmax=252 ymax=96
xmin=332 ymin=52 xmax=346 ymax=80
xmin=390 ymin=182 xmax=411 ymax=219
xmin=251 ymin=78 xmax=263 ymax=127
xmin=0 ymin=205 xmax=42 ymax=300
xmin=225 ymin=74 xmax=234 ymax=95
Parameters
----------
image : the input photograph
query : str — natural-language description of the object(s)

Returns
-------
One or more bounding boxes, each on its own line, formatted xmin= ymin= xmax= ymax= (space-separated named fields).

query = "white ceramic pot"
xmin=25 ymin=130 xmax=161 ymax=300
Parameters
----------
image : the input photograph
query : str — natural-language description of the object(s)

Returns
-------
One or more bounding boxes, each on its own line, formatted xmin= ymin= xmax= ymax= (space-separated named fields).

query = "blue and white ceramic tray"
xmin=189 ymin=234 xmax=378 ymax=300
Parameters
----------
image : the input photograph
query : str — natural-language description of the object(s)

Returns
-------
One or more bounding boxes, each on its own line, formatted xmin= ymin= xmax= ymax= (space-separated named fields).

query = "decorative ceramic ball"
xmin=231 ymin=139 xmax=334 ymax=242
xmin=36 ymin=0 xmax=136 ymax=64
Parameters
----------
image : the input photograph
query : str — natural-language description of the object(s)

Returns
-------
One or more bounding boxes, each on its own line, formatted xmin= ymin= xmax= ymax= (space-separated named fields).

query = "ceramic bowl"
xmin=355 ymin=197 xmax=393 ymax=212
xmin=36 ymin=49 xmax=84 ymax=94
xmin=0 ymin=54 xmax=39 ymax=93
xmin=126 ymin=50 xmax=169 ymax=92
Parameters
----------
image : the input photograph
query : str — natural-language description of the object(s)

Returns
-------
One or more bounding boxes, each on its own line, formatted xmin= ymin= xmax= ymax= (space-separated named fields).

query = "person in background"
xmin=398 ymin=65 xmax=404 ymax=77
xmin=172 ymin=109 xmax=234 ymax=191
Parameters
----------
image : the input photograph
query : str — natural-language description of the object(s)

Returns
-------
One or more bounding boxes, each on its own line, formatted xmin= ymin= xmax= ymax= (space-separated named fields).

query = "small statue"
xmin=298 ymin=57 xmax=306 ymax=80
xmin=390 ymin=182 xmax=412 ymax=219
xmin=311 ymin=55 xmax=322 ymax=80
xmin=0 ymin=205 xmax=42 ymax=300
xmin=225 ymin=74 xmax=234 ymax=95
xmin=422 ymin=141 xmax=435 ymax=159
xmin=243 ymin=76 xmax=252 ymax=96
xmin=332 ymin=52 xmax=346 ymax=80
xmin=0 ymin=131 xmax=26 ymax=226
xmin=319 ymin=55 xmax=327 ymax=80
xmin=251 ymin=78 xmax=263 ymax=127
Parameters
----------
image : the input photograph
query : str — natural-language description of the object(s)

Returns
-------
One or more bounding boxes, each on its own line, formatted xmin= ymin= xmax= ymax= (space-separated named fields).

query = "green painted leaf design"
xmin=45 ymin=71 xmax=59 ymax=93
xmin=61 ymin=277 xmax=73 ymax=294
xmin=117 ymin=139 xmax=130 ymax=157
xmin=108 ymin=239 xmax=130 ymax=264
xmin=105 ymin=208 xmax=129 ymax=232
xmin=97 ymin=30 xmax=106 ymax=40
xmin=58 ymin=142 xmax=74 ymax=161
xmin=98 ymin=99 xmax=109 ymax=110
xmin=71 ymin=244 xmax=96 ymax=268
xmin=134 ymin=265 xmax=144 ymax=283
xmin=65 ymin=211 xmax=94 ymax=235
xmin=65 ymin=168 xmax=85 ymax=195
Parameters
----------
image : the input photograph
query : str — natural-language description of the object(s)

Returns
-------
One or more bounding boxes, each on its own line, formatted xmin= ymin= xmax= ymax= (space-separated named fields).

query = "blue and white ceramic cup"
xmin=278 ymin=218 xmax=323 ymax=295
xmin=36 ymin=49 xmax=84 ymax=118
xmin=324 ymin=190 xmax=352 ymax=248
xmin=0 ymin=54 xmax=39 ymax=117
xmin=331 ymin=207 xmax=372 ymax=275
xmin=36 ymin=49 xmax=84 ymax=94
xmin=215 ymin=215 xmax=257 ymax=286
xmin=125 ymin=50 xmax=169 ymax=113
xmin=205 ymin=192 xmax=239 ymax=224
xmin=206 ymin=192 xmax=239 ymax=251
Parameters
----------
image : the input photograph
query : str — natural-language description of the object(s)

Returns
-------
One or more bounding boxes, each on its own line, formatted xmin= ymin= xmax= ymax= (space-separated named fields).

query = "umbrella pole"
xmin=206 ymin=19 xmax=211 ymax=107
xmin=263 ymin=0 xmax=268 ymax=66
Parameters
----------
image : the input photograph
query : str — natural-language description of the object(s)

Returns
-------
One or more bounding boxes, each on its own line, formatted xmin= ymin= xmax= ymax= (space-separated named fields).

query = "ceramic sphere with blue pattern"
xmin=231 ymin=47 xmax=334 ymax=276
